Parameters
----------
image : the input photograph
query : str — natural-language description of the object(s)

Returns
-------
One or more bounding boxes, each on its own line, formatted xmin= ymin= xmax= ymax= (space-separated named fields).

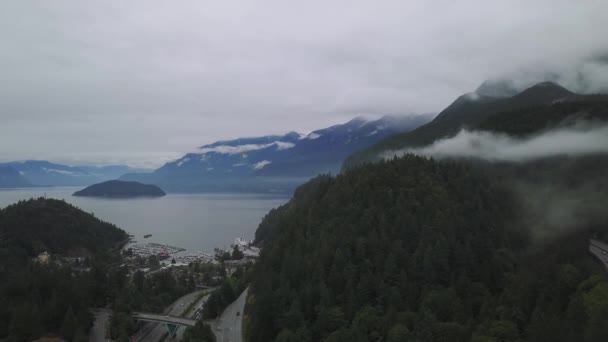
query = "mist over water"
xmin=0 ymin=187 xmax=287 ymax=252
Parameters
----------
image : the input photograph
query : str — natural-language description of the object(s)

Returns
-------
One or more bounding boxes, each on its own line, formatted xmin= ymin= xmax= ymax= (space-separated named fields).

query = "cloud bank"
xmin=1 ymin=1 xmax=607 ymax=166
xmin=386 ymin=123 xmax=608 ymax=242
xmin=517 ymin=179 xmax=608 ymax=243
xmin=390 ymin=124 xmax=608 ymax=162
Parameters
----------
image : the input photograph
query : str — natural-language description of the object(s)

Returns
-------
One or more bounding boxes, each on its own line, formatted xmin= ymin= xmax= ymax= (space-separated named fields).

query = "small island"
xmin=73 ymin=180 xmax=166 ymax=198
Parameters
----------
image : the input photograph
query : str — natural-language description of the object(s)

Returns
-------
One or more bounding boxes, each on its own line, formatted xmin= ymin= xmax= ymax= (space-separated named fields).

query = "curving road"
xmin=175 ymin=293 xmax=211 ymax=340
xmin=214 ymin=287 xmax=248 ymax=342
xmin=89 ymin=309 xmax=110 ymax=342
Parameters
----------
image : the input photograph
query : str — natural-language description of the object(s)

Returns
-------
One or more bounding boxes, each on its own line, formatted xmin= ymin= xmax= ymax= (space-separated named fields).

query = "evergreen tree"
xmin=61 ymin=306 xmax=78 ymax=341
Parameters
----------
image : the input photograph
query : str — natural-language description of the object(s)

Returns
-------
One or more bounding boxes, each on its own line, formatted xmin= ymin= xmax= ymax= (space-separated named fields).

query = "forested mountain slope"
xmin=247 ymin=155 xmax=608 ymax=342
xmin=477 ymin=100 xmax=608 ymax=136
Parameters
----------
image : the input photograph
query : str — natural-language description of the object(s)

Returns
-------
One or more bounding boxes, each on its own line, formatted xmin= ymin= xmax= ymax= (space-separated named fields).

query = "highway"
xmin=133 ymin=290 xmax=208 ymax=342
xmin=89 ymin=309 xmax=110 ymax=342
xmin=589 ymin=238 xmax=608 ymax=272
xmin=214 ymin=287 xmax=248 ymax=342
xmin=175 ymin=293 xmax=211 ymax=340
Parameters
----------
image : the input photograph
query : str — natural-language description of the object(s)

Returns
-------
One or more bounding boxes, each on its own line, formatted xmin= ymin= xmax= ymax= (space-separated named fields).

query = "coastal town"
xmin=31 ymin=235 xmax=261 ymax=282
xmin=122 ymin=237 xmax=260 ymax=272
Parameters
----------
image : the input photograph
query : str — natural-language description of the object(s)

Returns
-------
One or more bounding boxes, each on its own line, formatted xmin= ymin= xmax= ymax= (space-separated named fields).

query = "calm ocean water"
xmin=0 ymin=187 xmax=288 ymax=253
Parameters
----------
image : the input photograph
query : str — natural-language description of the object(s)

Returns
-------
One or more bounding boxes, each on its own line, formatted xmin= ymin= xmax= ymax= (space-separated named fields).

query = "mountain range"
xmin=5 ymin=80 xmax=603 ymax=193
xmin=120 ymin=114 xmax=434 ymax=193
xmin=344 ymin=81 xmax=608 ymax=168
xmin=0 ymin=166 xmax=32 ymax=188
xmin=0 ymin=160 xmax=149 ymax=188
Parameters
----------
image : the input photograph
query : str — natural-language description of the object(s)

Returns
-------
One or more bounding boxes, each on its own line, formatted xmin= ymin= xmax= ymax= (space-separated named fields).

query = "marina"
xmin=126 ymin=237 xmax=260 ymax=267
xmin=129 ymin=243 xmax=186 ymax=258
xmin=173 ymin=251 xmax=214 ymax=264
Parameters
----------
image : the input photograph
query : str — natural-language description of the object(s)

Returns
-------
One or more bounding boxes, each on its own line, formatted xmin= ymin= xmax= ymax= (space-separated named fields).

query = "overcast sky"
xmin=1 ymin=1 xmax=607 ymax=168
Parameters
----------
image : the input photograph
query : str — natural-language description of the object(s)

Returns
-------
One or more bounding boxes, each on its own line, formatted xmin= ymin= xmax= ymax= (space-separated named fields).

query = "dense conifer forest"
xmin=247 ymin=155 xmax=608 ymax=342
xmin=0 ymin=198 xmax=128 ymax=340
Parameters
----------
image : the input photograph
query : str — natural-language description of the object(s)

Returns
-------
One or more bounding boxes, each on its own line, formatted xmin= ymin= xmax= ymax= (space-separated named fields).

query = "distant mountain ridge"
xmin=121 ymin=114 xmax=434 ymax=193
xmin=0 ymin=160 xmax=150 ymax=187
xmin=0 ymin=165 xmax=32 ymax=188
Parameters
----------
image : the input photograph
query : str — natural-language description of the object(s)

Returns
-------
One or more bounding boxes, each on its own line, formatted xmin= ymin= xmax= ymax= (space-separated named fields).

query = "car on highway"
xmin=236 ymin=311 xmax=241 ymax=316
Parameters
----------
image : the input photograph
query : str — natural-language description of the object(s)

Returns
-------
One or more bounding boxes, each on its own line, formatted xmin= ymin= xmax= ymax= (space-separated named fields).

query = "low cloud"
xmin=388 ymin=124 xmax=608 ymax=162
xmin=299 ymin=133 xmax=321 ymax=140
xmin=253 ymin=160 xmax=272 ymax=170
xmin=198 ymin=141 xmax=295 ymax=155
xmin=1 ymin=2 xmax=607 ymax=166
xmin=559 ymin=56 xmax=608 ymax=94
xmin=515 ymin=179 xmax=608 ymax=243
xmin=385 ymin=123 xmax=608 ymax=243
xmin=496 ymin=55 xmax=608 ymax=96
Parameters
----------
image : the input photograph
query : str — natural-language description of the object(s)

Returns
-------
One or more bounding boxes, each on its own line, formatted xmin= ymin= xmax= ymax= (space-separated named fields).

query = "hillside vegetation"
xmin=247 ymin=156 xmax=608 ymax=342
xmin=0 ymin=198 xmax=128 ymax=341
xmin=247 ymin=81 xmax=608 ymax=341
xmin=0 ymin=198 xmax=127 ymax=257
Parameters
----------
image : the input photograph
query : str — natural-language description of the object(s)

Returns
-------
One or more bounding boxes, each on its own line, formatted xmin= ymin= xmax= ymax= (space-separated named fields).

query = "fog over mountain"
xmin=393 ymin=124 xmax=608 ymax=162
xmin=481 ymin=55 xmax=608 ymax=97
xmin=1 ymin=1 xmax=607 ymax=167
xmin=388 ymin=121 xmax=608 ymax=242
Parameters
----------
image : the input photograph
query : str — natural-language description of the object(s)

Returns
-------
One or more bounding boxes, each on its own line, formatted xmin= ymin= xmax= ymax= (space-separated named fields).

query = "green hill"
xmin=0 ymin=198 xmax=128 ymax=258
xmin=0 ymin=198 xmax=128 ymax=340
